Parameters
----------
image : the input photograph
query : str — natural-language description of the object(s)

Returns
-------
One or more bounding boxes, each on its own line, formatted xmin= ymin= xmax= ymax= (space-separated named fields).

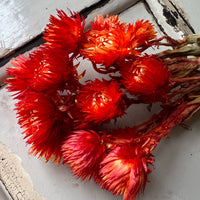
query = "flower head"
xmin=121 ymin=55 xmax=171 ymax=103
xmin=76 ymin=79 xmax=125 ymax=123
xmin=81 ymin=16 xmax=156 ymax=67
xmin=15 ymin=91 xmax=74 ymax=163
xmin=81 ymin=28 xmax=129 ymax=67
xmin=6 ymin=46 xmax=72 ymax=97
xmin=43 ymin=10 xmax=85 ymax=53
xmin=62 ymin=130 xmax=105 ymax=180
xmin=99 ymin=144 xmax=154 ymax=200
xmin=126 ymin=20 xmax=157 ymax=51
xmin=90 ymin=14 xmax=127 ymax=31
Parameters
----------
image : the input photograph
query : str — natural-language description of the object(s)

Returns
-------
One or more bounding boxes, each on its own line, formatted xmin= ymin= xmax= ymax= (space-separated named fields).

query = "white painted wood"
xmin=145 ymin=0 xmax=194 ymax=39
xmin=0 ymin=142 xmax=46 ymax=200
xmin=176 ymin=0 xmax=200 ymax=33
xmin=0 ymin=0 xmax=100 ymax=59
xmin=85 ymin=0 xmax=139 ymax=29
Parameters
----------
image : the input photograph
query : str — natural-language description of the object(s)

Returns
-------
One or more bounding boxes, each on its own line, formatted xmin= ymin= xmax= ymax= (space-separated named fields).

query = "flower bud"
xmin=121 ymin=55 xmax=171 ymax=103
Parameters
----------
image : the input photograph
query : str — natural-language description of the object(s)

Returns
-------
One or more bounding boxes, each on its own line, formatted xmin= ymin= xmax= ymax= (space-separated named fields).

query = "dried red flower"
xmin=90 ymin=14 xmax=127 ymax=31
xmin=120 ymin=55 xmax=171 ymax=102
xmin=62 ymin=130 xmax=105 ymax=180
xmin=6 ymin=46 xmax=72 ymax=97
xmin=80 ymin=15 xmax=156 ymax=67
xmin=15 ymin=91 xmax=73 ymax=163
xmin=99 ymin=144 xmax=154 ymax=200
xmin=76 ymin=79 xmax=125 ymax=123
xmin=43 ymin=10 xmax=85 ymax=53
xmin=81 ymin=29 xmax=128 ymax=67
xmin=125 ymin=20 xmax=157 ymax=52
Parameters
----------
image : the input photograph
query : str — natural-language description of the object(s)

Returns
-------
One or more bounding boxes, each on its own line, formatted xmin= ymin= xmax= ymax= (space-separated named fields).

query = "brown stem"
xmin=92 ymin=62 xmax=118 ymax=74
xmin=170 ymin=76 xmax=200 ymax=82
xmin=140 ymin=102 xmax=200 ymax=153
xmin=151 ymin=35 xmax=183 ymax=47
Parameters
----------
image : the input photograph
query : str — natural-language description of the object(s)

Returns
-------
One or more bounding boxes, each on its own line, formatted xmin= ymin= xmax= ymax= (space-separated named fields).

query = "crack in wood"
xmin=79 ymin=0 xmax=110 ymax=19
xmin=0 ymin=0 xmax=138 ymax=67
xmin=159 ymin=0 xmax=195 ymax=34
xmin=144 ymin=0 xmax=168 ymax=35
xmin=0 ymin=0 xmax=108 ymax=66
xmin=169 ymin=0 xmax=195 ymax=34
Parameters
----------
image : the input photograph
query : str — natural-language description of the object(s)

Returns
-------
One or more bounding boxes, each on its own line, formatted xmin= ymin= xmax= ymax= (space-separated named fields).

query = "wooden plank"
xmin=0 ymin=142 xmax=46 ymax=200
xmin=85 ymin=0 xmax=139 ymax=28
xmin=176 ymin=0 xmax=200 ymax=33
xmin=0 ymin=0 xmax=139 ymax=85
xmin=144 ymin=0 xmax=195 ymax=38
xmin=0 ymin=0 xmax=100 ymax=59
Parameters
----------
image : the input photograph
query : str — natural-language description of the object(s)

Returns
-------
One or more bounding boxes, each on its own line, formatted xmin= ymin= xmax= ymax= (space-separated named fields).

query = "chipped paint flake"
xmin=0 ymin=142 xmax=46 ymax=200
xmin=145 ymin=0 xmax=194 ymax=39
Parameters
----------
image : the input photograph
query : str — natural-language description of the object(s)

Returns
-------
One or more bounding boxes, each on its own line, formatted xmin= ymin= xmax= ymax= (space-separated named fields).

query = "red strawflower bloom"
xmin=120 ymin=55 xmax=171 ymax=102
xmin=6 ymin=46 xmax=72 ymax=97
xmin=90 ymin=14 xmax=127 ymax=31
xmin=80 ymin=16 xmax=156 ymax=67
xmin=99 ymin=144 xmax=154 ymax=200
xmin=43 ymin=10 xmax=85 ymax=53
xmin=62 ymin=130 xmax=105 ymax=180
xmin=81 ymin=29 xmax=131 ymax=67
xmin=126 ymin=20 xmax=157 ymax=52
xmin=80 ymin=14 xmax=128 ymax=67
xmin=15 ymin=91 xmax=74 ymax=163
xmin=76 ymin=79 xmax=125 ymax=123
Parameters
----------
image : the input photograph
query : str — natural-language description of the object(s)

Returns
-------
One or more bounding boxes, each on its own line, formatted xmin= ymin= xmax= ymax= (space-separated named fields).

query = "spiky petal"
xmin=15 ymin=91 xmax=73 ymax=163
xmin=126 ymin=20 xmax=157 ymax=52
xmin=6 ymin=46 xmax=72 ymax=97
xmin=43 ymin=10 xmax=85 ymax=53
xmin=80 ymin=14 xmax=130 ymax=67
xmin=120 ymin=55 xmax=171 ymax=103
xmin=81 ymin=29 xmax=130 ymax=67
xmin=99 ymin=144 xmax=154 ymax=200
xmin=80 ymin=15 xmax=156 ymax=66
xmin=90 ymin=14 xmax=127 ymax=31
xmin=62 ymin=130 xmax=105 ymax=180
xmin=76 ymin=79 xmax=125 ymax=124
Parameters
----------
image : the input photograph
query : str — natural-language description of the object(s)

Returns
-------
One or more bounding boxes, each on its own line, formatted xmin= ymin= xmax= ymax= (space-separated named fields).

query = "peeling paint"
xmin=0 ymin=142 xmax=46 ymax=200
xmin=144 ymin=0 xmax=195 ymax=39
xmin=163 ymin=7 xmax=178 ymax=27
xmin=159 ymin=0 xmax=195 ymax=34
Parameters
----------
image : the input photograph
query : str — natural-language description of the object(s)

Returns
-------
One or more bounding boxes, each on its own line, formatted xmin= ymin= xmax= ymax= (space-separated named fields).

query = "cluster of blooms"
xmin=6 ymin=10 xmax=200 ymax=200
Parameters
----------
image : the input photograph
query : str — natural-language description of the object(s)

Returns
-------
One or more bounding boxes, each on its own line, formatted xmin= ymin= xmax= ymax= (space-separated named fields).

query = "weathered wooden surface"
xmin=0 ymin=0 xmax=100 ymax=59
xmin=0 ymin=142 xmax=46 ymax=200
xmin=145 ymin=0 xmax=195 ymax=38
xmin=176 ymin=0 xmax=200 ymax=33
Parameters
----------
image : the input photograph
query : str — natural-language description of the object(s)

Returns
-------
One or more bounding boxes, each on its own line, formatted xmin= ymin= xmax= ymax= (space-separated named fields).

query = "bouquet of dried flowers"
xmin=6 ymin=10 xmax=200 ymax=200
